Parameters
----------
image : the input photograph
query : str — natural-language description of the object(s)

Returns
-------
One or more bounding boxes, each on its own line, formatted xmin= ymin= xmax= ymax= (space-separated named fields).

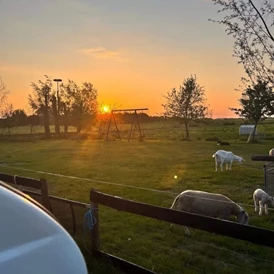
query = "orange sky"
xmin=0 ymin=0 xmax=246 ymax=118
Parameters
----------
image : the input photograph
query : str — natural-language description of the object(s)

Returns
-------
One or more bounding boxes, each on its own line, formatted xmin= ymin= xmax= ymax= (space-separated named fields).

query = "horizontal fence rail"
xmin=0 ymin=172 xmax=41 ymax=189
xmin=0 ymin=172 xmax=156 ymax=273
xmin=24 ymin=190 xmax=90 ymax=208
xmin=0 ymin=172 xmax=51 ymax=210
xmin=90 ymin=189 xmax=274 ymax=249
xmin=251 ymin=155 xmax=274 ymax=161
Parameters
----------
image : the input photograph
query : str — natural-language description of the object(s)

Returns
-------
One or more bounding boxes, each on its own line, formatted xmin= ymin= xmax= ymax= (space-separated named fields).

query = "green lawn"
xmin=1 ymin=120 xmax=274 ymax=273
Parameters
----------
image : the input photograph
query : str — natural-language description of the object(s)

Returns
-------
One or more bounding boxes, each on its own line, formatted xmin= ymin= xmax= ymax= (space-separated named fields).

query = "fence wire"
xmin=97 ymin=205 xmax=274 ymax=274
xmin=3 ymin=182 xmax=274 ymax=274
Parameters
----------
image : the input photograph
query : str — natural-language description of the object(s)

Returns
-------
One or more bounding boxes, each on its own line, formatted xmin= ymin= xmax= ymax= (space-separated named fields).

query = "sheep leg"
xmin=184 ymin=226 xmax=190 ymax=235
xmin=171 ymin=224 xmax=190 ymax=235
xmin=229 ymin=161 xmax=232 ymax=170
xmin=265 ymin=204 xmax=269 ymax=215
xmin=220 ymin=162 xmax=224 ymax=172
xmin=253 ymin=196 xmax=259 ymax=212
xmin=226 ymin=163 xmax=228 ymax=170
xmin=215 ymin=158 xmax=218 ymax=172
xmin=259 ymin=201 xmax=263 ymax=216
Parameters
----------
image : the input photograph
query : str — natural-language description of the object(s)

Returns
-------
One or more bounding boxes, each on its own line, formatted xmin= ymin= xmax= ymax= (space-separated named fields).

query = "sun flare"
xmin=101 ymin=104 xmax=111 ymax=114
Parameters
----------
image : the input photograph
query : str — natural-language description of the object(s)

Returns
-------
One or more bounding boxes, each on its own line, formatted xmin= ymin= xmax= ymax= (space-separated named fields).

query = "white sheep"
xmin=212 ymin=150 xmax=244 ymax=171
xmin=253 ymin=188 xmax=274 ymax=215
xmin=170 ymin=190 xmax=249 ymax=235
xmin=269 ymin=148 xmax=274 ymax=156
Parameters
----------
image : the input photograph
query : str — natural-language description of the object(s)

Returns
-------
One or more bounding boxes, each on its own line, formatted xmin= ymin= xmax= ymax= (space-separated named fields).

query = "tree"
xmin=0 ymin=77 xmax=11 ymax=114
xmin=162 ymin=75 xmax=209 ymax=140
xmin=210 ymin=0 xmax=274 ymax=86
xmin=1 ymin=104 xmax=14 ymax=134
xmin=28 ymin=75 xmax=52 ymax=138
xmin=12 ymin=109 xmax=28 ymax=126
xmin=230 ymin=80 xmax=274 ymax=143
xmin=62 ymin=80 xmax=98 ymax=133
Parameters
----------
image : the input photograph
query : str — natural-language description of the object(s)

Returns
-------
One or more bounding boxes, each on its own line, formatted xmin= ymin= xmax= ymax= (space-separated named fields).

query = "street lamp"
xmin=53 ymin=78 xmax=62 ymax=115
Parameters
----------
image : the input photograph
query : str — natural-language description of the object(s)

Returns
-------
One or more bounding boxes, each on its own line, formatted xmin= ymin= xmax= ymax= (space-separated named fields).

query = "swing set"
xmin=104 ymin=108 xmax=148 ymax=142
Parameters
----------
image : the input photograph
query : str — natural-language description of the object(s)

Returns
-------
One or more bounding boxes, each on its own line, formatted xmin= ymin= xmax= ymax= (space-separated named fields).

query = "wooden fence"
xmin=0 ymin=172 xmax=51 ymax=211
xmin=89 ymin=188 xmax=274 ymax=274
xmin=2 ymin=171 xmax=274 ymax=274
xmin=0 ymin=172 xmax=91 ymax=236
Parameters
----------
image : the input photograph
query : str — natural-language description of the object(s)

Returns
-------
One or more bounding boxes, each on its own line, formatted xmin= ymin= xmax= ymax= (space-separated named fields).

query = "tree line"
xmin=164 ymin=0 xmax=274 ymax=143
xmin=1 ymin=1 xmax=274 ymax=142
xmin=0 ymin=76 xmax=154 ymax=136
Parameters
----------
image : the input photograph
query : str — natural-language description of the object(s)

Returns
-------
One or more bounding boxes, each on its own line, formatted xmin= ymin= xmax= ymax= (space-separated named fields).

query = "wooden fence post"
xmin=40 ymin=178 xmax=51 ymax=212
xmin=90 ymin=189 xmax=100 ymax=252
xmin=90 ymin=201 xmax=100 ymax=251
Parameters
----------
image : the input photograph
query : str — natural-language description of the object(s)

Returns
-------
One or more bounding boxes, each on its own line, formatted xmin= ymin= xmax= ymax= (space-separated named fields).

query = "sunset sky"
xmin=0 ymin=0 xmax=245 ymax=118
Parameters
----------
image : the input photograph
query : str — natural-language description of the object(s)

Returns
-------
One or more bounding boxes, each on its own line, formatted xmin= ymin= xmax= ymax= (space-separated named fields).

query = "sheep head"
xmin=237 ymin=157 xmax=245 ymax=164
xmin=237 ymin=210 xmax=249 ymax=225
xmin=270 ymin=197 xmax=274 ymax=207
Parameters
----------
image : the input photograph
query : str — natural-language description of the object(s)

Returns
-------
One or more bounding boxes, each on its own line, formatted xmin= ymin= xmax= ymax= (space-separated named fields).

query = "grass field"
xmin=1 ymin=120 xmax=274 ymax=273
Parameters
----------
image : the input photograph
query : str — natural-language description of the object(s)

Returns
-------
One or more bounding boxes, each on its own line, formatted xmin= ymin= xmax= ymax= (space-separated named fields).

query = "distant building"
xmin=239 ymin=125 xmax=257 ymax=136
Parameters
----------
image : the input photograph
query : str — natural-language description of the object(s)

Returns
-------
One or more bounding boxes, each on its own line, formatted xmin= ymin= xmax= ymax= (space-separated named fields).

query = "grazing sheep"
xmin=212 ymin=150 xmax=244 ymax=171
xmin=170 ymin=190 xmax=249 ymax=235
xmin=269 ymin=148 xmax=274 ymax=156
xmin=217 ymin=140 xmax=230 ymax=146
xmin=253 ymin=188 xmax=274 ymax=215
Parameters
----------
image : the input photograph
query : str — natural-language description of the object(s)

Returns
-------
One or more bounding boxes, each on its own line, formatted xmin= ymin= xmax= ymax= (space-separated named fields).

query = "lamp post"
xmin=53 ymin=78 xmax=62 ymax=115
xmin=53 ymin=78 xmax=62 ymax=135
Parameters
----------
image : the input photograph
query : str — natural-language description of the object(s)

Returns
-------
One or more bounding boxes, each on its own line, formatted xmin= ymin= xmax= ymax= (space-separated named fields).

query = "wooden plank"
xmin=0 ymin=180 xmax=55 ymax=220
xmin=92 ymin=250 xmax=157 ymax=274
xmin=0 ymin=173 xmax=41 ymax=189
xmin=112 ymin=108 xmax=148 ymax=112
xmin=251 ymin=155 xmax=274 ymax=161
xmin=23 ymin=190 xmax=90 ymax=209
xmin=14 ymin=175 xmax=41 ymax=189
xmin=90 ymin=189 xmax=274 ymax=248
xmin=0 ymin=173 xmax=18 ymax=184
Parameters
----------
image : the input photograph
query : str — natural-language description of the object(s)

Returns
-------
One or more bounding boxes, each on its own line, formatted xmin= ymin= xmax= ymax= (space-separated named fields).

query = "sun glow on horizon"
xmin=101 ymin=104 xmax=111 ymax=114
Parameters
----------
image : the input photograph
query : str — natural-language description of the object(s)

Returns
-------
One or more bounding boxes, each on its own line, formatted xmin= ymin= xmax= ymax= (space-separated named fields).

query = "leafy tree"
xmin=162 ymin=75 xmax=209 ymax=140
xmin=1 ymin=104 xmax=14 ymax=134
xmin=210 ymin=0 xmax=274 ymax=85
xmin=12 ymin=109 xmax=28 ymax=126
xmin=230 ymin=80 xmax=274 ymax=143
xmin=28 ymin=75 xmax=52 ymax=138
xmin=0 ymin=77 xmax=11 ymax=115
xmin=62 ymin=80 xmax=98 ymax=133
xmin=27 ymin=115 xmax=40 ymax=134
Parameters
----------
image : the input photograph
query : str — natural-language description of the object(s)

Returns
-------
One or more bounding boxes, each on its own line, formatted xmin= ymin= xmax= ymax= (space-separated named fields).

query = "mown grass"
xmin=1 ymin=120 xmax=274 ymax=273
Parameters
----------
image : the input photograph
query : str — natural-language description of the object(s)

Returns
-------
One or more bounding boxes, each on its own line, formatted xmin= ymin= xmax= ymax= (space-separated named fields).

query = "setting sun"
xmin=101 ymin=105 xmax=111 ymax=113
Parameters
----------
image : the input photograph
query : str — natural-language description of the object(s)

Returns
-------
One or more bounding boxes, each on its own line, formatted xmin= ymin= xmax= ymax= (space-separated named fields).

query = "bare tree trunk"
xmin=63 ymin=103 xmax=68 ymax=134
xmin=184 ymin=122 xmax=190 ymax=140
xmin=77 ymin=125 xmax=81 ymax=134
xmin=30 ymin=124 xmax=33 ymax=135
xmin=247 ymin=123 xmax=258 ymax=143
xmin=52 ymin=96 xmax=60 ymax=136
xmin=44 ymin=93 xmax=51 ymax=138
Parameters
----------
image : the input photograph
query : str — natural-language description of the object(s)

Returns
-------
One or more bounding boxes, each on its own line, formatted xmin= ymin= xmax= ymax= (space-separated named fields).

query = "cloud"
xmin=0 ymin=65 xmax=43 ymax=76
xmin=80 ymin=47 xmax=126 ymax=61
